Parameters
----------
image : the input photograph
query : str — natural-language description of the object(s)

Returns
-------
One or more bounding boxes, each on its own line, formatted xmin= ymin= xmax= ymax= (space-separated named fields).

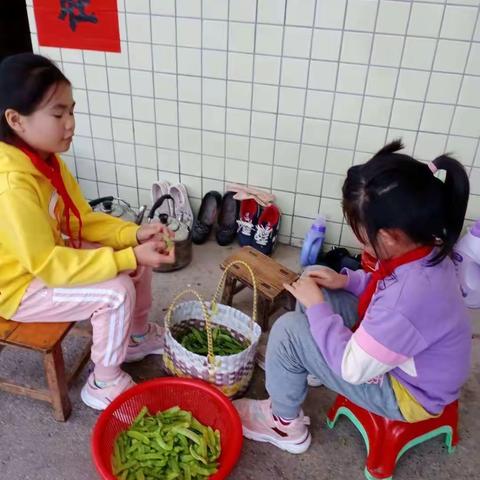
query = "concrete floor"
xmin=0 ymin=241 xmax=479 ymax=480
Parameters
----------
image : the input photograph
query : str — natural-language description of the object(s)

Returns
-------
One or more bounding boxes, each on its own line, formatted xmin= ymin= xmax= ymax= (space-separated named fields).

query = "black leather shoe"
xmin=216 ymin=191 xmax=240 ymax=246
xmin=192 ymin=191 xmax=222 ymax=244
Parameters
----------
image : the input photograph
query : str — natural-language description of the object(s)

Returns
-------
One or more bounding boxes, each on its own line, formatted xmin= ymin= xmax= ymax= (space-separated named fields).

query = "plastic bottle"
xmin=300 ymin=216 xmax=326 ymax=267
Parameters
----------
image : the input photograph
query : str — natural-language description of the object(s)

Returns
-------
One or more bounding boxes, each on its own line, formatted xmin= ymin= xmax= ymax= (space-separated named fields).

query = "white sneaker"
xmin=151 ymin=180 xmax=171 ymax=217
xmin=169 ymin=183 xmax=194 ymax=229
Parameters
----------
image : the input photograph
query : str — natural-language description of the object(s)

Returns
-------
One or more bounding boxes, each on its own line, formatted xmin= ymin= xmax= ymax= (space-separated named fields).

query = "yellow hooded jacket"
xmin=0 ymin=141 xmax=139 ymax=319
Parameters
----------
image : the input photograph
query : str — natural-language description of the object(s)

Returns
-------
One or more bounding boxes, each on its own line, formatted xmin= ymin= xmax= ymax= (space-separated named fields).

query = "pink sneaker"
xmin=125 ymin=322 xmax=165 ymax=363
xmin=80 ymin=371 xmax=135 ymax=410
xmin=233 ymin=398 xmax=311 ymax=454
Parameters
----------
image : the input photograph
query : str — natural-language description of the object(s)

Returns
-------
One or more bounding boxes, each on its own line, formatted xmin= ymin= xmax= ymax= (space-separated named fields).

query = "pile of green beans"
xmin=178 ymin=325 xmax=248 ymax=356
xmin=112 ymin=406 xmax=221 ymax=480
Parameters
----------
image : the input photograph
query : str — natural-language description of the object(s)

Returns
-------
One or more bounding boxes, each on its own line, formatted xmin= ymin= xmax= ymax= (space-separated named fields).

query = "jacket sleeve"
xmin=0 ymin=187 xmax=137 ymax=287
xmin=341 ymin=267 xmax=372 ymax=297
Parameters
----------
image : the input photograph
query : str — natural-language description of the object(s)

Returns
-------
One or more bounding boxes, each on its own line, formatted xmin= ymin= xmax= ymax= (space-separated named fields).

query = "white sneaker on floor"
xmin=151 ymin=180 xmax=171 ymax=217
xmin=81 ymin=371 xmax=135 ymax=410
xmin=169 ymin=183 xmax=194 ymax=229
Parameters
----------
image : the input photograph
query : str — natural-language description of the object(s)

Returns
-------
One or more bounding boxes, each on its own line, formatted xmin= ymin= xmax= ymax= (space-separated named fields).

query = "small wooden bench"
xmin=0 ymin=317 xmax=91 ymax=421
xmin=220 ymin=246 xmax=299 ymax=330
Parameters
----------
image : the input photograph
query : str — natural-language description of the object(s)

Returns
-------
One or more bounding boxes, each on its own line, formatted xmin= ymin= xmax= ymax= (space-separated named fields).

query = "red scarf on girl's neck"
xmin=17 ymin=144 xmax=83 ymax=248
xmin=355 ymin=246 xmax=433 ymax=329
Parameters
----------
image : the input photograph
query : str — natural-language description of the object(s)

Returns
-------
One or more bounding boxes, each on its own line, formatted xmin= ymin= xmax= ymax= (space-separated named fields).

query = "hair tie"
xmin=428 ymin=161 xmax=438 ymax=174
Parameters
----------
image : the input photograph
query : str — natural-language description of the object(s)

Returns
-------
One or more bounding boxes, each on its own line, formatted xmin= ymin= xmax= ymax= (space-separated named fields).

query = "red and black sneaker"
xmin=236 ymin=198 xmax=261 ymax=246
xmin=252 ymin=203 xmax=280 ymax=255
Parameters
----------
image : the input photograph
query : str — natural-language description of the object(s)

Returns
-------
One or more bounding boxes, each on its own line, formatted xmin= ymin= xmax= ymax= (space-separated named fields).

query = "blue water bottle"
xmin=300 ymin=216 xmax=326 ymax=267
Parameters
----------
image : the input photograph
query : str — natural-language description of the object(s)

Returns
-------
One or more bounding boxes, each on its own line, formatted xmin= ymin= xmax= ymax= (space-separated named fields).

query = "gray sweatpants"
xmin=265 ymin=288 xmax=403 ymax=420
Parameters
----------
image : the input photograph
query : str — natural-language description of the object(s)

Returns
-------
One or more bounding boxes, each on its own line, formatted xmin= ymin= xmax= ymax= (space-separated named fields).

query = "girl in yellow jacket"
xmin=0 ymin=53 xmax=175 ymax=410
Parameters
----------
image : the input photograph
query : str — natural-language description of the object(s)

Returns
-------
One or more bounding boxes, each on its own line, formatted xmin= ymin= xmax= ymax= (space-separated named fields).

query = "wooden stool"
xmin=220 ymin=246 xmax=299 ymax=330
xmin=0 ymin=317 xmax=92 ymax=421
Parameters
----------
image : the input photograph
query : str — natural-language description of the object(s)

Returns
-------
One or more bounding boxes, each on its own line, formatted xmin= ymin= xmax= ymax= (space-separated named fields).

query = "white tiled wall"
xmin=26 ymin=0 xmax=480 ymax=250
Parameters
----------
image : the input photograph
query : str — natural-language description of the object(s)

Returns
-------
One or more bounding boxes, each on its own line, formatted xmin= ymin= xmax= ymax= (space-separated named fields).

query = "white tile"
xmin=112 ymin=119 xmax=134 ymax=143
xmin=226 ymin=109 xmax=251 ymax=135
xmin=152 ymin=45 xmax=176 ymax=73
xmin=253 ymin=84 xmax=278 ymax=113
xmin=203 ymin=50 xmax=227 ymax=78
xmin=157 ymin=147 xmax=178 ymax=172
xmin=390 ymin=100 xmax=423 ymax=130
xmin=177 ymin=0 xmax=201 ymax=17
xmin=73 ymin=136 xmax=94 ymax=158
xmin=296 ymin=170 xmax=323 ymax=196
xmin=420 ymin=103 xmax=455 ymax=134
xmin=91 ymin=116 xmax=113 ymax=140
xmin=125 ymin=0 xmax=149 ymax=13
xmin=132 ymin=96 xmax=154 ymax=122
xmin=467 ymin=195 xmax=480 ymax=221
xmin=77 ymin=158 xmax=96 ymax=181
xmin=85 ymin=65 xmax=108 ymax=91
xmin=361 ymin=96 xmax=392 ymax=126
xmin=177 ymin=47 xmax=201 ymax=76
xmin=426 ymin=72 xmax=462 ymax=104
xmin=459 ymin=76 xmax=480 ymax=108
xmin=74 ymin=90 xmax=88 ymax=114
xmin=96 ymin=161 xmax=116 ymax=183
xmin=371 ymin=34 xmax=404 ymax=67
xmin=203 ymin=0 xmax=228 ymax=19
xmin=466 ymin=44 xmax=480 ymax=75
xmin=63 ymin=63 xmax=86 ymax=89
xmin=129 ymin=42 xmax=152 ymax=70
xmin=203 ymin=105 xmax=226 ymax=132
xmin=151 ymin=16 xmax=176 ymax=45
xmin=108 ymin=68 xmax=131 ymax=94
xmin=225 ymin=158 xmax=248 ymax=184
xmin=180 ymin=152 xmax=202 ymax=176
xmin=299 ymin=144 xmax=326 ymax=171
xmin=326 ymin=148 xmax=354 ymax=176
xmin=126 ymin=14 xmax=151 ymax=42
xmin=316 ymin=0 xmax=346 ymax=29
xmin=402 ymin=37 xmax=437 ymax=70
xmin=386 ymin=129 xmax=416 ymax=155
xmin=203 ymin=20 xmax=228 ymax=50
xmin=177 ymin=18 xmax=201 ymax=48
xmin=203 ymin=78 xmax=226 ymax=106
xmin=414 ymin=132 xmax=447 ymax=160
xmin=337 ymin=64 xmax=368 ymax=94
xmin=226 ymin=134 xmax=249 ymax=160
xmin=309 ymin=61 xmax=338 ymax=91
xmin=74 ymin=114 xmax=91 ymax=137
xmin=396 ymin=70 xmax=430 ymax=101
xmin=451 ymin=108 xmax=480 ymax=137
xmin=229 ymin=22 xmax=255 ymax=53
xmin=444 ymin=136 xmax=477 ymax=166
xmin=115 ymin=142 xmax=136 ymax=167
xmin=202 ymin=131 xmax=225 ymax=155
xmin=138 ymin=167 xmax=160 ymax=190
xmin=276 ymin=115 xmax=303 ymax=142
xmin=441 ymin=6 xmax=477 ymax=40
xmin=250 ymin=138 xmax=275 ymax=164
xmin=88 ymin=91 xmax=110 ymax=116
xmin=150 ymin=0 xmax=174 ymax=14
xmin=203 ymin=155 xmax=225 ymax=179
xmin=254 ymin=55 xmax=281 ymax=84
xmin=227 ymin=81 xmax=252 ymax=109
xmin=251 ymin=112 xmax=276 ymax=138
xmin=258 ymin=0 xmax=286 ymax=24
xmin=434 ymin=40 xmax=470 ymax=73
xmin=178 ymin=76 xmax=201 ymax=103
xmin=312 ymin=29 xmax=342 ymax=61
xmin=279 ymin=87 xmax=305 ymax=116
xmin=131 ymin=70 xmax=154 ymax=97
xmin=106 ymin=43 xmax=130 ymax=68
xmin=116 ymin=164 xmax=137 ymax=187
xmin=179 ymin=128 xmax=201 ymax=152
xmin=157 ymin=124 xmax=179 ymax=149
xmin=286 ymin=0 xmax=316 ymax=27
xmin=366 ymin=66 xmax=397 ymax=97
xmin=341 ymin=227 xmax=362 ymax=250
xmin=332 ymin=93 xmax=362 ymax=123
xmin=408 ymin=3 xmax=443 ymax=37
xmin=292 ymin=217 xmax=316 ymax=239
xmin=274 ymin=141 xmax=300 ymax=167
xmin=228 ymin=53 xmax=254 ymax=82
xmin=39 ymin=46 xmax=62 ymax=61
xmin=341 ymin=32 xmax=373 ymax=64
xmin=284 ymin=27 xmax=312 ymax=58
xmin=295 ymin=193 xmax=320 ymax=217
xmin=469 ymin=168 xmax=480 ymax=195
xmin=275 ymin=190 xmax=294 ymax=216
xmin=319 ymin=197 xmax=344 ymax=223
xmin=303 ymin=118 xmax=330 ymax=146
xmin=321 ymin=173 xmax=344 ymax=199
xmin=135 ymin=121 xmax=156 ymax=146
xmin=248 ymin=163 xmax=273 ymax=188
xmin=357 ymin=125 xmax=388 ymax=153
xmin=256 ymin=25 xmax=284 ymax=56
xmin=93 ymin=139 xmax=114 ymax=162
xmin=306 ymin=90 xmax=334 ymax=119
xmin=329 ymin=122 xmax=358 ymax=151
xmin=281 ymin=58 xmax=309 ymax=87
xmin=154 ymin=73 xmax=177 ymax=100
xmin=135 ymin=145 xmax=156 ymax=168
xmin=376 ymin=1 xmax=409 ymax=35
xmin=229 ymin=0 xmax=256 ymax=22
xmin=345 ymin=0 xmax=378 ymax=32
xmin=178 ymin=102 xmax=201 ymax=129
xmin=273 ymin=166 xmax=297 ymax=191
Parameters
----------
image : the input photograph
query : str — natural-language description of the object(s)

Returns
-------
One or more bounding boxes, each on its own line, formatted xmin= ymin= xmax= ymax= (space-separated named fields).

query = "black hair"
xmin=0 ymin=53 xmax=70 ymax=142
xmin=342 ymin=140 xmax=470 ymax=265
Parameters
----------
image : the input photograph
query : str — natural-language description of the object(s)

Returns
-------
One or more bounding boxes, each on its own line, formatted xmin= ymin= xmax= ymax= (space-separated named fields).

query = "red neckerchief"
xmin=355 ymin=246 xmax=433 ymax=330
xmin=17 ymin=144 xmax=83 ymax=248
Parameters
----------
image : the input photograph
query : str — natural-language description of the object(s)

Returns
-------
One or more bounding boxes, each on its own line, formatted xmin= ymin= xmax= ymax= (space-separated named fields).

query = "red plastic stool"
xmin=326 ymin=395 xmax=459 ymax=480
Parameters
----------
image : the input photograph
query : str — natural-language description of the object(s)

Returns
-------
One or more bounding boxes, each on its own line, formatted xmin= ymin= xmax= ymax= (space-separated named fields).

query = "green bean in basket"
xmin=177 ymin=325 xmax=249 ymax=356
xmin=112 ymin=406 xmax=221 ymax=480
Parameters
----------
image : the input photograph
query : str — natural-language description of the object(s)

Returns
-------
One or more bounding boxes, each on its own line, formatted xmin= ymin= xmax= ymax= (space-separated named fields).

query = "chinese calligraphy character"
xmin=58 ymin=0 xmax=98 ymax=32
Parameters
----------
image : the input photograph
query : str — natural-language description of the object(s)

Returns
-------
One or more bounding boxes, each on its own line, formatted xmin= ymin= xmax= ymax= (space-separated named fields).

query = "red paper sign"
xmin=33 ymin=0 xmax=120 ymax=52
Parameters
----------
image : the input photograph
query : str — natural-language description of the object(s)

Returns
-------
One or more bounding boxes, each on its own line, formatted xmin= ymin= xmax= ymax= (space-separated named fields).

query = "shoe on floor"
xmin=151 ymin=180 xmax=171 ymax=217
xmin=125 ymin=322 xmax=165 ymax=363
xmin=252 ymin=203 xmax=280 ymax=256
xmin=81 ymin=371 xmax=136 ymax=410
xmin=233 ymin=398 xmax=311 ymax=454
xmin=236 ymin=198 xmax=260 ymax=246
xmin=169 ymin=183 xmax=194 ymax=229
xmin=192 ymin=191 xmax=222 ymax=244
xmin=216 ymin=191 xmax=240 ymax=246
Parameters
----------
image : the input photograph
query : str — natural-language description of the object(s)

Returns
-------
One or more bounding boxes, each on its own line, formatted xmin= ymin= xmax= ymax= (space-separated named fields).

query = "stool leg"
xmin=257 ymin=297 xmax=271 ymax=331
xmin=43 ymin=343 xmax=72 ymax=422
xmin=365 ymin=426 xmax=398 ymax=480
xmin=221 ymin=273 xmax=236 ymax=306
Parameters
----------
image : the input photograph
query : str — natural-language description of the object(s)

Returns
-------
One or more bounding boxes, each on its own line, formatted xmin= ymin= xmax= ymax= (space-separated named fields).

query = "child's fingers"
xmin=283 ymin=282 xmax=298 ymax=298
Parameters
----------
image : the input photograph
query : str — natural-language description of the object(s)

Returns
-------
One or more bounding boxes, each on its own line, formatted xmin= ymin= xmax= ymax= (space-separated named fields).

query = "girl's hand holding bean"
xmin=306 ymin=268 xmax=348 ymax=290
xmin=136 ymin=223 xmax=174 ymax=244
xmin=284 ymin=276 xmax=325 ymax=308
xmin=134 ymin=239 xmax=175 ymax=268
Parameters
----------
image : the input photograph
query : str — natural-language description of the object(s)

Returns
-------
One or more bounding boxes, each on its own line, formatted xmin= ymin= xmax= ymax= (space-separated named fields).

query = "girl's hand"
xmin=134 ymin=240 xmax=175 ymax=268
xmin=136 ymin=223 xmax=174 ymax=244
xmin=306 ymin=268 xmax=348 ymax=290
xmin=283 ymin=277 xmax=324 ymax=308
